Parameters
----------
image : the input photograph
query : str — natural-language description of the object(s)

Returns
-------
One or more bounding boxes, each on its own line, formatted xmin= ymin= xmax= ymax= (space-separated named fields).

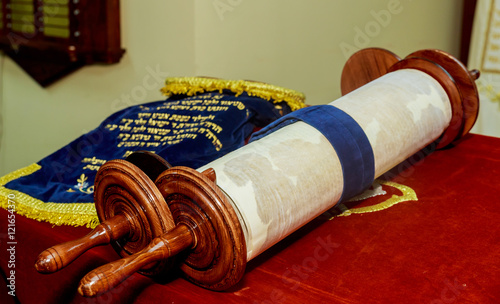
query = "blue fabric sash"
xmin=250 ymin=105 xmax=375 ymax=203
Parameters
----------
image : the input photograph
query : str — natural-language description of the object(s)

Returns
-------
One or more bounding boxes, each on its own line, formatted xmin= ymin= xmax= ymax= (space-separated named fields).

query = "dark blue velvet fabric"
xmin=250 ymin=105 xmax=374 ymax=203
xmin=5 ymin=92 xmax=291 ymax=203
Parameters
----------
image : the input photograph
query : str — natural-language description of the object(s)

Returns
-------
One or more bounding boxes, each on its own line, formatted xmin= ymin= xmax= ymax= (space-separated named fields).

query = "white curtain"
xmin=468 ymin=0 xmax=500 ymax=138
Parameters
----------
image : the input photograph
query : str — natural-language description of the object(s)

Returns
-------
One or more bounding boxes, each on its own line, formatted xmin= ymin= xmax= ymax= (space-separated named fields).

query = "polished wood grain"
xmin=34 ymin=49 xmax=481 ymax=297
xmin=340 ymin=47 xmax=401 ymax=95
xmin=155 ymin=166 xmax=246 ymax=290
xmin=9 ymin=134 xmax=500 ymax=303
xmin=201 ymin=167 xmax=217 ymax=183
xmin=78 ymin=165 xmax=246 ymax=295
xmin=78 ymin=224 xmax=193 ymax=297
xmin=93 ymin=159 xmax=176 ymax=269
xmin=35 ymin=214 xmax=130 ymax=273
xmin=342 ymin=48 xmax=480 ymax=148
xmin=36 ymin=156 xmax=177 ymax=279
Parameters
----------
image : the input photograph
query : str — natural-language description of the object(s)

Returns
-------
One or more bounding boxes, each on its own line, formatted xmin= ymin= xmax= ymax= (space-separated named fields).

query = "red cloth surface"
xmin=1 ymin=133 xmax=499 ymax=304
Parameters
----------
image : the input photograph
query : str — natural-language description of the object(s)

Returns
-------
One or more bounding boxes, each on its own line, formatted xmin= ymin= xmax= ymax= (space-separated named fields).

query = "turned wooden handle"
xmin=78 ymin=224 xmax=193 ymax=297
xmin=35 ymin=214 xmax=130 ymax=273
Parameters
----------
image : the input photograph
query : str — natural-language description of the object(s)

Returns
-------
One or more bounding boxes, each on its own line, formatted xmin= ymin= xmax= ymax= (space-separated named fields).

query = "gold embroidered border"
xmin=333 ymin=179 xmax=418 ymax=217
xmin=0 ymin=164 xmax=99 ymax=228
xmin=161 ymin=77 xmax=307 ymax=111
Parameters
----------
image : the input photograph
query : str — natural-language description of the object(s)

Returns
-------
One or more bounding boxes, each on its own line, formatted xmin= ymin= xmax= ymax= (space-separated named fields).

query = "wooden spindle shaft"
xmin=469 ymin=69 xmax=480 ymax=80
xmin=35 ymin=214 xmax=130 ymax=273
xmin=201 ymin=168 xmax=217 ymax=183
xmin=78 ymin=223 xmax=193 ymax=297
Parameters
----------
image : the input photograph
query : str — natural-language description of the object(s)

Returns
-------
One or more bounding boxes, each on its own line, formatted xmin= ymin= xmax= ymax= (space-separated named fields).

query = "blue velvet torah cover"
xmin=0 ymin=91 xmax=297 ymax=227
xmin=250 ymin=105 xmax=375 ymax=204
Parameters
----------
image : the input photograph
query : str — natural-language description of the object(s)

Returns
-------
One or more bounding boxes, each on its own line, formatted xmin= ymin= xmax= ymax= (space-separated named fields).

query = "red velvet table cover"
xmin=1 ymin=133 xmax=499 ymax=304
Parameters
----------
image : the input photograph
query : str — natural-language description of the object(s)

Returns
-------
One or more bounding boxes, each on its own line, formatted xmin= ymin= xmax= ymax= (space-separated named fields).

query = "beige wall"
xmin=0 ymin=0 xmax=464 ymax=175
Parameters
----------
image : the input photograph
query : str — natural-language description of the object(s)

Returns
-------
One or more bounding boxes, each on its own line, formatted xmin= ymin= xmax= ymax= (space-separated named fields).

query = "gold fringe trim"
xmin=161 ymin=77 xmax=307 ymax=111
xmin=0 ymin=164 xmax=99 ymax=228
xmin=332 ymin=179 xmax=418 ymax=218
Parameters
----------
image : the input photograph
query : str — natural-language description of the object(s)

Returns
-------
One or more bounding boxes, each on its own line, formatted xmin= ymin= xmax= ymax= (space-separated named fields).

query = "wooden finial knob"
xmin=469 ymin=69 xmax=480 ymax=80
xmin=35 ymin=214 xmax=130 ymax=273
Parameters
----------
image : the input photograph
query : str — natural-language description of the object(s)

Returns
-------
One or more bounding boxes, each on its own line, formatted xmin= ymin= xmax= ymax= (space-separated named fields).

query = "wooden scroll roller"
xmin=35 ymin=48 xmax=480 ymax=297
